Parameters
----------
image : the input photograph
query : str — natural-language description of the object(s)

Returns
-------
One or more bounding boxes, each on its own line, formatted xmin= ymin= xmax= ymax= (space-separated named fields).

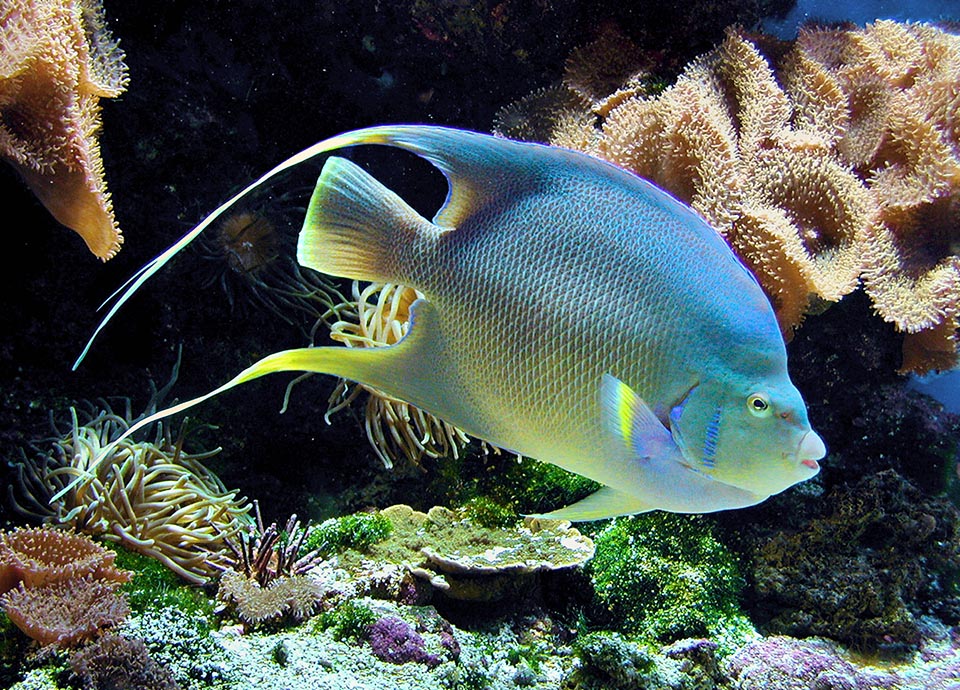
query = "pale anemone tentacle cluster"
xmin=9 ymin=399 xmax=252 ymax=585
xmin=321 ymin=280 xmax=484 ymax=468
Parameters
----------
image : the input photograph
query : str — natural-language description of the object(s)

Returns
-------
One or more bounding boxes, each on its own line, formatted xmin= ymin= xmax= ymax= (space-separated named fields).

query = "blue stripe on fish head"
xmin=669 ymin=376 xmax=822 ymax=498
xmin=702 ymin=406 xmax=722 ymax=469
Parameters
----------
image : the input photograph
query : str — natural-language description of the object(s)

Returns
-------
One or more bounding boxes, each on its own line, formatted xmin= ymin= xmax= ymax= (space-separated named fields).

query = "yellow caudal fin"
xmin=298 ymin=157 xmax=444 ymax=283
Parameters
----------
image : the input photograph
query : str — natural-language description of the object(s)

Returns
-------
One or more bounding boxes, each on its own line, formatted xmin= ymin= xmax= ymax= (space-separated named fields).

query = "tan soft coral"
xmin=496 ymin=21 xmax=960 ymax=371
xmin=592 ymin=28 xmax=873 ymax=333
xmin=0 ymin=0 xmax=128 ymax=260
xmin=794 ymin=21 xmax=960 ymax=371
xmin=0 ymin=526 xmax=130 ymax=594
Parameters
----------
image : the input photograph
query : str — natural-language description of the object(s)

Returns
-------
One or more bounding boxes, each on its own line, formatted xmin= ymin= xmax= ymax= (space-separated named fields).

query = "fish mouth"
xmin=797 ymin=430 xmax=826 ymax=472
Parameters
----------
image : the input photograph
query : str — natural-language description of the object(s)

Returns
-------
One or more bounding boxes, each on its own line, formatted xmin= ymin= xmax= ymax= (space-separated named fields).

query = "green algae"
xmin=107 ymin=543 xmax=215 ymax=621
xmin=302 ymin=512 xmax=394 ymax=557
xmin=461 ymin=497 xmax=518 ymax=530
xmin=587 ymin=514 xmax=749 ymax=647
xmin=314 ymin=600 xmax=377 ymax=642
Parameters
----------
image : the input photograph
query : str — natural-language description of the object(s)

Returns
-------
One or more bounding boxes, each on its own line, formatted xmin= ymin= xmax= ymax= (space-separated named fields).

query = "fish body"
xmin=77 ymin=126 xmax=825 ymax=519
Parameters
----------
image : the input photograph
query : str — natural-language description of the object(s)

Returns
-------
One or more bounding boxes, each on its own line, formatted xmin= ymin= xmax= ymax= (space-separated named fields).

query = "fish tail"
xmin=298 ymin=156 xmax=442 ymax=283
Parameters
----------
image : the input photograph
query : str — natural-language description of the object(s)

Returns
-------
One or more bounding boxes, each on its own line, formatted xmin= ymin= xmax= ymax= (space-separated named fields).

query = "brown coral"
xmin=0 ymin=528 xmax=132 ymax=647
xmin=0 ymin=526 xmax=130 ymax=594
xmin=70 ymin=634 xmax=182 ymax=690
xmin=0 ymin=0 xmax=128 ymax=260
xmin=593 ymin=28 xmax=873 ymax=333
xmin=1 ymin=577 xmax=129 ymax=647
xmin=792 ymin=21 xmax=960 ymax=372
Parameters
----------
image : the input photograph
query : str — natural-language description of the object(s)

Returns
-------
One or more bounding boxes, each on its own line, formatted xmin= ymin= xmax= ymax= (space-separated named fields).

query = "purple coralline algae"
xmin=367 ymin=615 xmax=441 ymax=667
xmin=726 ymin=636 xmax=871 ymax=689
xmin=723 ymin=634 xmax=960 ymax=690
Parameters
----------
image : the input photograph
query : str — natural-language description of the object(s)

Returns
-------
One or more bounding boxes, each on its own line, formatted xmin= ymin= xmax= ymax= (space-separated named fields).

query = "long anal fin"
xmin=527 ymin=486 xmax=656 ymax=522
xmin=57 ymin=299 xmax=457 ymax=502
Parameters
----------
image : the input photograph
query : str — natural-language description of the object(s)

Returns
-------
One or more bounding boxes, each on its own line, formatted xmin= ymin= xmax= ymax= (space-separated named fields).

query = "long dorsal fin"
xmin=72 ymin=126 xmax=546 ymax=369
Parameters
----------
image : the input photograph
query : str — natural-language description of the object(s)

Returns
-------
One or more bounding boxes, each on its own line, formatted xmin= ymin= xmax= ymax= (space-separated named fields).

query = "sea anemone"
xmin=8 ymin=368 xmax=252 ymax=584
xmin=320 ymin=280 xmax=480 ymax=468
xmin=214 ymin=502 xmax=326 ymax=626
xmin=196 ymin=188 xmax=343 ymax=326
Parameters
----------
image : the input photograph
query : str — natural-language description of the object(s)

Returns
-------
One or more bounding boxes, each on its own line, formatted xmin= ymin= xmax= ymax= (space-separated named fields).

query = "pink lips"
xmin=798 ymin=430 xmax=827 ymax=472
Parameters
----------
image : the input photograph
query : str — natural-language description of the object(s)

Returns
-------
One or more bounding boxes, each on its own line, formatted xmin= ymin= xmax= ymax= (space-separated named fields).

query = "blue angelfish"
xmin=72 ymin=125 xmax=826 ymax=520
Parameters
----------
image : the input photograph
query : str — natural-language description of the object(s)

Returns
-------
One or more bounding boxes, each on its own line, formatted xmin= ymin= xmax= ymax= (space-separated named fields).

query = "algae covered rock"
xmin=565 ymin=631 xmax=722 ymax=690
xmin=329 ymin=504 xmax=595 ymax=603
xmin=587 ymin=513 xmax=748 ymax=643
xmin=749 ymin=470 xmax=960 ymax=648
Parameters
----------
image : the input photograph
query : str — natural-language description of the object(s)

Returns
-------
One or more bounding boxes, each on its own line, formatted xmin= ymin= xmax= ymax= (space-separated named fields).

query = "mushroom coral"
xmin=0 ymin=527 xmax=132 ymax=647
xmin=0 ymin=0 xmax=128 ymax=260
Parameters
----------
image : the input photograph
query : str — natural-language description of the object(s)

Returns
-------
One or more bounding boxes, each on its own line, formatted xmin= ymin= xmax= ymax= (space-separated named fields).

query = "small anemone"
xmin=194 ymin=185 xmax=344 ymax=327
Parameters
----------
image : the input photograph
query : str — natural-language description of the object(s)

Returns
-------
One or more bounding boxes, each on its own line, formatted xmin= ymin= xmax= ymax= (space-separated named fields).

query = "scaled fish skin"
xmin=74 ymin=126 xmax=826 ymax=520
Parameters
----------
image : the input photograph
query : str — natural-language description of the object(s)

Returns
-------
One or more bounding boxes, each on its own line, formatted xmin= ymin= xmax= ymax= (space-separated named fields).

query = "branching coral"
xmin=0 ymin=0 xmax=128 ymax=259
xmin=8 ymin=398 xmax=252 ymax=584
xmin=494 ymin=20 xmax=960 ymax=372
xmin=70 ymin=634 xmax=182 ymax=690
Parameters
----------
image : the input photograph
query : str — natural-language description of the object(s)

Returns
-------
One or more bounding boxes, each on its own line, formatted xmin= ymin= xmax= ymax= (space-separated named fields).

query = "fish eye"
xmin=747 ymin=393 xmax=771 ymax=417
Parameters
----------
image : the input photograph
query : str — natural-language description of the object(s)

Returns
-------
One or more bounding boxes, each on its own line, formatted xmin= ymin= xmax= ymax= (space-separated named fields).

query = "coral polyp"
xmin=197 ymin=192 xmax=344 ymax=326
xmin=216 ymin=211 xmax=280 ymax=277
